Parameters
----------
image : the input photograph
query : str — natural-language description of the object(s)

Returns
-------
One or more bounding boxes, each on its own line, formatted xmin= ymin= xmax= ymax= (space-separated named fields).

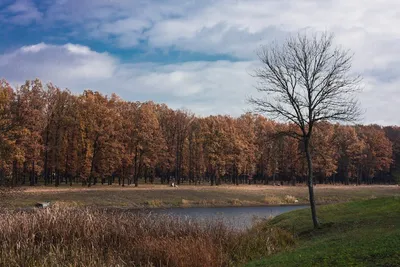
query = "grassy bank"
xmin=0 ymin=203 xmax=293 ymax=267
xmin=1 ymin=184 xmax=399 ymax=209
xmin=247 ymin=197 xmax=400 ymax=267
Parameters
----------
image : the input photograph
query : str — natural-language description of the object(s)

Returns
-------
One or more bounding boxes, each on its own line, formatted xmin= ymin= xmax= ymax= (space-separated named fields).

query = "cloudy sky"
xmin=0 ymin=0 xmax=399 ymax=125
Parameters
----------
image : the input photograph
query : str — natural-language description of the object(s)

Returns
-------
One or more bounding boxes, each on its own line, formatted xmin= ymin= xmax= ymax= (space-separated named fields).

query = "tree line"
xmin=0 ymin=78 xmax=398 ymax=187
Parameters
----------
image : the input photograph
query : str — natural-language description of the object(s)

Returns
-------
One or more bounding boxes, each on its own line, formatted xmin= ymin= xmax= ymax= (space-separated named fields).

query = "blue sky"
xmin=1 ymin=0 xmax=400 ymax=125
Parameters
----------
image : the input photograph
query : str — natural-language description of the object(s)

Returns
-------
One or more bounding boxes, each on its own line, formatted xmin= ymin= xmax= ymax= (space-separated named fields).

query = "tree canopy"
xmin=0 ymin=78 xmax=396 ymax=188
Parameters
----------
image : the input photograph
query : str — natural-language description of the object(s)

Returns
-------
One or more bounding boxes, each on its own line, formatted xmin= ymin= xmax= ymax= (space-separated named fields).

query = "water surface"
xmin=150 ymin=205 xmax=308 ymax=230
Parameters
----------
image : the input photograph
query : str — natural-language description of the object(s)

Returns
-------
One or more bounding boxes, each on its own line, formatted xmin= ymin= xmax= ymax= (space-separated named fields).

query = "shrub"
xmin=263 ymin=195 xmax=282 ymax=204
xmin=283 ymin=195 xmax=298 ymax=204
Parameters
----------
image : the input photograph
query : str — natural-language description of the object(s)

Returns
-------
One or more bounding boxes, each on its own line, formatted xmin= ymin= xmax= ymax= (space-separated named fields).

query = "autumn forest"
xmin=0 ymin=78 xmax=398 ymax=188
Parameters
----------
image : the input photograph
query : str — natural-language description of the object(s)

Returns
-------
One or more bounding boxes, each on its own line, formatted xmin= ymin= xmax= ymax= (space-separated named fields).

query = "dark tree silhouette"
xmin=249 ymin=32 xmax=361 ymax=228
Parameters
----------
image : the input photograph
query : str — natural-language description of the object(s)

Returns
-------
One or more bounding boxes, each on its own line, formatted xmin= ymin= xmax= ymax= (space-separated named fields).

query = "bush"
xmin=283 ymin=195 xmax=298 ymax=204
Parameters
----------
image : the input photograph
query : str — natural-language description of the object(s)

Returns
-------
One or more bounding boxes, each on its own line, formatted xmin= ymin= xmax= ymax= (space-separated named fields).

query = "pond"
xmin=149 ymin=205 xmax=308 ymax=230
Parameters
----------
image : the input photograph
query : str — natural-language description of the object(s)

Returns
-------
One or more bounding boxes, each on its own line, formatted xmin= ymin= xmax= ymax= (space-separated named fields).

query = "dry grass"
xmin=283 ymin=195 xmax=298 ymax=204
xmin=180 ymin=198 xmax=191 ymax=206
xmin=229 ymin=199 xmax=242 ymax=206
xmin=145 ymin=199 xmax=164 ymax=208
xmin=263 ymin=195 xmax=283 ymax=204
xmin=0 ymin=206 xmax=293 ymax=267
xmin=1 ymin=184 xmax=399 ymax=209
xmin=263 ymin=195 xmax=299 ymax=204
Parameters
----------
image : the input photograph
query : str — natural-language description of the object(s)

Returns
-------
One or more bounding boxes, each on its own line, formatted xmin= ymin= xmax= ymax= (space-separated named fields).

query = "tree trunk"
xmin=133 ymin=146 xmax=138 ymax=187
xmin=55 ymin=169 xmax=60 ymax=187
xmin=30 ymin=161 xmax=35 ymax=186
xmin=175 ymin=134 xmax=180 ymax=185
xmin=12 ymin=160 xmax=18 ymax=187
xmin=210 ymin=169 xmax=215 ymax=186
xmin=30 ymin=160 xmax=36 ymax=186
xmin=291 ymin=175 xmax=296 ymax=186
xmin=64 ymin=152 xmax=69 ymax=185
xmin=88 ymin=136 xmax=99 ymax=187
xmin=305 ymin=137 xmax=319 ymax=228
xmin=122 ymin=170 xmax=125 ymax=187
xmin=22 ymin=162 xmax=27 ymax=185
xmin=272 ymin=172 xmax=276 ymax=185
xmin=135 ymin=153 xmax=142 ymax=187
xmin=44 ymin=124 xmax=50 ymax=185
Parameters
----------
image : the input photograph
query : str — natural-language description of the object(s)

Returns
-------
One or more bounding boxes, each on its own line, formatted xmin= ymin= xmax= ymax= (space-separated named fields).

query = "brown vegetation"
xmin=0 ymin=205 xmax=293 ymax=267
xmin=1 ymin=184 xmax=398 ymax=209
xmin=0 ymin=79 xmax=399 ymax=188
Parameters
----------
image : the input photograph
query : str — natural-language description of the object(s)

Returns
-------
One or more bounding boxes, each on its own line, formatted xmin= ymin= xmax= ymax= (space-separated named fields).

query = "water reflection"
xmin=149 ymin=205 xmax=308 ymax=230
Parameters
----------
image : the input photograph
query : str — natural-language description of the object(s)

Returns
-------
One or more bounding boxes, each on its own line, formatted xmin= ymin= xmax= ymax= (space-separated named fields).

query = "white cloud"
xmin=0 ymin=43 xmax=116 ymax=81
xmin=27 ymin=0 xmax=400 ymax=83
xmin=29 ymin=0 xmax=400 ymax=59
xmin=64 ymin=44 xmax=92 ymax=55
xmin=20 ymin=43 xmax=48 ymax=53
xmin=0 ymin=43 xmax=255 ymax=116
xmin=1 ymin=43 xmax=399 ymax=125
xmin=2 ymin=0 xmax=42 ymax=24
xmin=1 ymin=0 xmax=400 ymax=125
xmin=4 ymin=0 xmax=400 ymax=62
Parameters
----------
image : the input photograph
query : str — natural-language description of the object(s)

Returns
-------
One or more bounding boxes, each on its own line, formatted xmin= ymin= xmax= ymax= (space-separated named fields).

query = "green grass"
xmin=247 ymin=197 xmax=400 ymax=267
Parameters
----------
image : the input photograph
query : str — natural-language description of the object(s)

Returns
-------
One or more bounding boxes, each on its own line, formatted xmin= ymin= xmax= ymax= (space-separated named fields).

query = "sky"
xmin=0 ymin=0 xmax=399 ymax=125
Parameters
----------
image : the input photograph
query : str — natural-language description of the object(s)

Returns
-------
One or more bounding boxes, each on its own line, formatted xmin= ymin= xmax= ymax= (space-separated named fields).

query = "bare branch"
xmin=248 ymin=31 xmax=362 ymax=138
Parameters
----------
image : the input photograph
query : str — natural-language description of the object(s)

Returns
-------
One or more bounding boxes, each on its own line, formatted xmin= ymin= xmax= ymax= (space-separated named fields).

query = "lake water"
xmin=149 ymin=205 xmax=308 ymax=230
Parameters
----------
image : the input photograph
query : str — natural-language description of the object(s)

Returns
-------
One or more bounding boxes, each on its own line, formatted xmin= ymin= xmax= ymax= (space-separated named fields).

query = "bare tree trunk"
xmin=133 ymin=145 xmax=138 ymax=187
xmin=12 ymin=160 xmax=18 ymax=187
xmin=88 ymin=136 xmax=99 ymax=187
xmin=64 ymin=148 xmax=69 ymax=185
xmin=135 ymin=153 xmax=142 ymax=187
xmin=44 ymin=122 xmax=51 ymax=185
xmin=55 ymin=169 xmax=60 ymax=187
xmin=22 ymin=162 xmax=27 ymax=185
xmin=305 ymin=137 xmax=319 ymax=228
xmin=30 ymin=161 xmax=35 ymax=186
xmin=122 ymin=166 xmax=125 ymax=187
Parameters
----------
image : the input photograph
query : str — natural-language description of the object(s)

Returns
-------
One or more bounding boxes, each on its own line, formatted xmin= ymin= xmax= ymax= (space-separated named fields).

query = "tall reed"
xmin=0 ymin=204 xmax=294 ymax=266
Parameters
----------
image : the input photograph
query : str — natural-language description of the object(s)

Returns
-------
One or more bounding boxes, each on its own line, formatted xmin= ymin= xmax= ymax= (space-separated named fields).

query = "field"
xmin=1 ymin=184 xmax=399 ymax=209
xmin=1 ymin=192 xmax=399 ymax=266
xmin=247 ymin=197 xmax=400 ymax=267
xmin=1 ymin=185 xmax=399 ymax=266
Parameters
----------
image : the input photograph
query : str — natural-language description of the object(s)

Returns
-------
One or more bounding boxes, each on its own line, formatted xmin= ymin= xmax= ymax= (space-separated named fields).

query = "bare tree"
xmin=249 ymin=32 xmax=361 ymax=228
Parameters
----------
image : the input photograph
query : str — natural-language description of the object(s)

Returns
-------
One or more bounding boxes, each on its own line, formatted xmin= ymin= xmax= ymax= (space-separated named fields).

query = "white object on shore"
xmin=35 ymin=202 xmax=51 ymax=208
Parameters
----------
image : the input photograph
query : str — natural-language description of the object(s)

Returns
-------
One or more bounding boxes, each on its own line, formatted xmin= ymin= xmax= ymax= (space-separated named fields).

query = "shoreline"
xmin=101 ymin=202 xmax=311 ymax=211
xmin=3 ymin=202 xmax=332 ymax=212
xmin=1 ymin=184 xmax=398 ymax=210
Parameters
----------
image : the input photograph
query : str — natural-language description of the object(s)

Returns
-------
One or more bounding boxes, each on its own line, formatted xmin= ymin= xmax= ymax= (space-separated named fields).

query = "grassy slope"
xmin=247 ymin=197 xmax=400 ymax=267
xmin=1 ymin=184 xmax=399 ymax=209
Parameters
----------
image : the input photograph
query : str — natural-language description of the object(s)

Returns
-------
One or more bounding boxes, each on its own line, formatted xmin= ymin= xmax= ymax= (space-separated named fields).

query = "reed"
xmin=0 ymin=205 xmax=294 ymax=266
